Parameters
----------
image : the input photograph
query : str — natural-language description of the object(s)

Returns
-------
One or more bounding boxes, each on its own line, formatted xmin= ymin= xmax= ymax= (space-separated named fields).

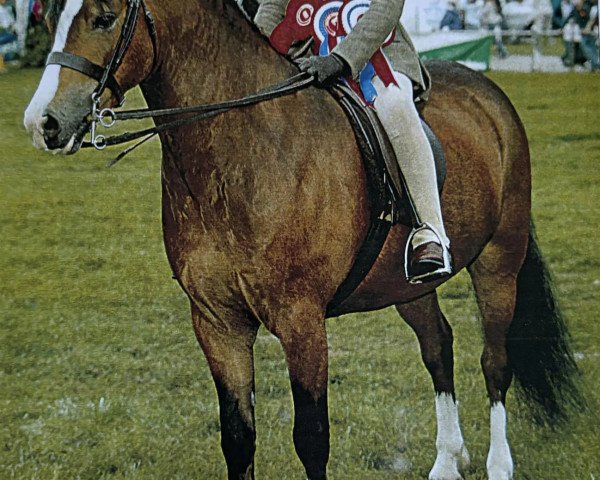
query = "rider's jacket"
xmin=254 ymin=0 xmax=431 ymax=99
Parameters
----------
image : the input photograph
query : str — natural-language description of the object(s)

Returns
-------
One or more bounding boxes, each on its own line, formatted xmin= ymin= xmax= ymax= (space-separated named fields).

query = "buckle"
xmin=90 ymin=93 xmax=116 ymax=150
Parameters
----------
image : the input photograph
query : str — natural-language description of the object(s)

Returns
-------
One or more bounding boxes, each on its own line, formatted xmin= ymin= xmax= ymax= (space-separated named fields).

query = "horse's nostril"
xmin=43 ymin=114 xmax=61 ymax=140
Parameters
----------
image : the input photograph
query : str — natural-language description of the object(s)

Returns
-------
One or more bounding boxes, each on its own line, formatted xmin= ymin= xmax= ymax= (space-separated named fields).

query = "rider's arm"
xmin=254 ymin=0 xmax=288 ymax=37
xmin=332 ymin=0 xmax=405 ymax=78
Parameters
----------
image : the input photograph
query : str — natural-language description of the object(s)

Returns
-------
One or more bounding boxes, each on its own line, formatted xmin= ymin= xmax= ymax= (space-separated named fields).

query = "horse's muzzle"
xmin=24 ymin=108 xmax=88 ymax=155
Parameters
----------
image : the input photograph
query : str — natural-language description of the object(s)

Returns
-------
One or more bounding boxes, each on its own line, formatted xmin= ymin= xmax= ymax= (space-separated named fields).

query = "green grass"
xmin=1 ymin=68 xmax=599 ymax=479
xmin=505 ymin=36 xmax=565 ymax=57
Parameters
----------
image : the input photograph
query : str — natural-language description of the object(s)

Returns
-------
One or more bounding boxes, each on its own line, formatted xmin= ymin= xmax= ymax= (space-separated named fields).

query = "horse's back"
xmin=330 ymin=60 xmax=531 ymax=314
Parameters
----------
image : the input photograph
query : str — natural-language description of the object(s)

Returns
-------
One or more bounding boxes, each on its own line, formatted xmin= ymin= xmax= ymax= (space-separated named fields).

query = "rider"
xmin=254 ymin=0 xmax=452 ymax=283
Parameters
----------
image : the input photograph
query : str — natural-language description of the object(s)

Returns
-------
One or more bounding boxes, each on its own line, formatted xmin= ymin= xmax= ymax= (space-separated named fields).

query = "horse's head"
xmin=24 ymin=0 xmax=156 ymax=154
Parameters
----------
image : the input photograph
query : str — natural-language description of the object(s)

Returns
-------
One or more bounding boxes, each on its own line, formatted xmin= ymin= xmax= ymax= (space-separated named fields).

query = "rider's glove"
xmin=298 ymin=54 xmax=350 ymax=87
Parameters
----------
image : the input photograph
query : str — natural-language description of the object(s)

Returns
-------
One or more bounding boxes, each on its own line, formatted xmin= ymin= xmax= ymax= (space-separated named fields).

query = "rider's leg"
xmin=372 ymin=73 xmax=451 ymax=282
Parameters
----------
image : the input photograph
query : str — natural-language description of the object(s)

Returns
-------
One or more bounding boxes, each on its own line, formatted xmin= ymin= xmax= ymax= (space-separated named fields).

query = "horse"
xmin=23 ymin=0 xmax=581 ymax=478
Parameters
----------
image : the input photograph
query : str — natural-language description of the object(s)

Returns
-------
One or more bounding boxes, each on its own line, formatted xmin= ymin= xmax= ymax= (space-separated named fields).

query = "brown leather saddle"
xmin=326 ymin=84 xmax=446 ymax=313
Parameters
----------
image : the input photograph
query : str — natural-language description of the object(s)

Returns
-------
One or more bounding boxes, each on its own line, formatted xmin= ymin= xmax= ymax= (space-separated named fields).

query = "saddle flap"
xmin=331 ymin=84 xmax=446 ymax=226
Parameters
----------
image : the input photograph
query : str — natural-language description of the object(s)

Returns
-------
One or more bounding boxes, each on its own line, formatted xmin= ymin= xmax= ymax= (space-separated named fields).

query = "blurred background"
xmin=3 ymin=0 xmax=598 ymax=74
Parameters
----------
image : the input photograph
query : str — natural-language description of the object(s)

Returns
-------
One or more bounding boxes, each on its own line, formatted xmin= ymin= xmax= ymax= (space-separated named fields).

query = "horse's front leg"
xmin=191 ymin=304 xmax=259 ymax=480
xmin=270 ymin=301 xmax=330 ymax=480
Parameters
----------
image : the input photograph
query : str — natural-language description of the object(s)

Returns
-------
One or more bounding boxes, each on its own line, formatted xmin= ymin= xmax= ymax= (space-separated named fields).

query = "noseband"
xmin=46 ymin=0 xmax=158 ymax=149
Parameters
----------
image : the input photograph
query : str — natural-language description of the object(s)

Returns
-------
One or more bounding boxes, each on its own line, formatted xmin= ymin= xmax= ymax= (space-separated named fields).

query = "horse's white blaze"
xmin=429 ymin=393 xmax=469 ymax=480
xmin=23 ymin=0 xmax=84 ymax=149
xmin=487 ymin=402 xmax=513 ymax=480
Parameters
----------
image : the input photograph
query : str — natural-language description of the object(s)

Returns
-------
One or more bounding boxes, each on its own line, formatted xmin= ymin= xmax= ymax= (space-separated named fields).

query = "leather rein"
xmin=47 ymin=0 xmax=313 ymax=163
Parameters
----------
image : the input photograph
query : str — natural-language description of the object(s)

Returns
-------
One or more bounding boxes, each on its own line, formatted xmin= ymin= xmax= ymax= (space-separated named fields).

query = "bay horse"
xmin=24 ymin=0 xmax=580 ymax=478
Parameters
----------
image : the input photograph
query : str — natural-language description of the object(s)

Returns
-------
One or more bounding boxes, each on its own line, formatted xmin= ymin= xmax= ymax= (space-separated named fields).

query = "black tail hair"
xmin=507 ymin=221 xmax=583 ymax=425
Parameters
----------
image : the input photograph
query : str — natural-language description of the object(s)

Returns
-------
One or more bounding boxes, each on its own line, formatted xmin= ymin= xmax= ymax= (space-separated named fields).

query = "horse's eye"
xmin=93 ymin=12 xmax=117 ymax=30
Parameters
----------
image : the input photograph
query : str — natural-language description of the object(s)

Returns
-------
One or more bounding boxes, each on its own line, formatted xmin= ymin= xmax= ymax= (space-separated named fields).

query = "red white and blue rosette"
xmin=270 ymin=0 xmax=398 ymax=106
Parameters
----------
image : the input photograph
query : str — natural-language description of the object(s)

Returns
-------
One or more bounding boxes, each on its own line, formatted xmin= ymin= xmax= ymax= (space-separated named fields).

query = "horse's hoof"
xmin=429 ymin=471 xmax=463 ymax=480
xmin=429 ymin=454 xmax=464 ymax=480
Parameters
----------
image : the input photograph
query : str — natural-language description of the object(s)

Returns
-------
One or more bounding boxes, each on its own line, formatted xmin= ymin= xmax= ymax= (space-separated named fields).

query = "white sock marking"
xmin=429 ymin=393 xmax=469 ymax=480
xmin=24 ymin=0 xmax=84 ymax=145
xmin=487 ymin=402 xmax=513 ymax=480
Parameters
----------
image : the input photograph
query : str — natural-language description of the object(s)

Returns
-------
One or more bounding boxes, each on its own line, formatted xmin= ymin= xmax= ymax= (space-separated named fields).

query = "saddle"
xmin=326 ymin=84 xmax=446 ymax=313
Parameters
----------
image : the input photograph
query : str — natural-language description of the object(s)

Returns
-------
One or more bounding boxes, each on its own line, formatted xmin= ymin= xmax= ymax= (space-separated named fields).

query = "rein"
xmin=84 ymin=72 xmax=314 ymax=165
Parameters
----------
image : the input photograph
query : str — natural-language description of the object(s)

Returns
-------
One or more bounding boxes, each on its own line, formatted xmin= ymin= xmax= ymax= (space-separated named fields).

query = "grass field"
xmin=1 ymin=68 xmax=599 ymax=480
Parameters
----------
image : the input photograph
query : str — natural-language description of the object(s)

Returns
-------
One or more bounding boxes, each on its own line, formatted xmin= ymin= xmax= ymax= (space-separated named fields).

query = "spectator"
xmin=553 ymin=0 xmax=575 ymax=28
xmin=440 ymin=1 xmax=465 ymax=31
xmin=0 ymin=0 xmax=16 ymax=42
xmin=580 ymin=2 xmax=599 ymax=70
xmin=480 ymin=0 xmax=509 ymax=57
xmin=531 ymin=0 xmax=553 ymax=33
xmin=562 ymin=0 xmax=594 ymax=67
xmin=0 ymin=0 xmax=17 ymax=61
xmin=20 ymin=0 xmax=50 ymax=67
xmin=461 ymin=0 xmax=484 ymax=30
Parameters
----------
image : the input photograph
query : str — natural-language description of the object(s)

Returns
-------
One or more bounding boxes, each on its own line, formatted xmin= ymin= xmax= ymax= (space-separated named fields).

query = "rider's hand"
xmin=298 ymin=54 xmax=350 ymax=87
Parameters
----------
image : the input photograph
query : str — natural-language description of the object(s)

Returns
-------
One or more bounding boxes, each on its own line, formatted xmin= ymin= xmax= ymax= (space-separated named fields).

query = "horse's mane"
xmin=45 ymin=0 xmax=65 ymax=28
xmin=231 ymin=0 xmax=260 ymax=20
xmin=43 ymin=0 xmax=261 ymax=33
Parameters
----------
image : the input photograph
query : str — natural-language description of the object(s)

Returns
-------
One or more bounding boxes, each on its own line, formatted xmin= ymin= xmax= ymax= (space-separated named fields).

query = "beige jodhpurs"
xmin=372 ymin=72 xmax=450 ymax=249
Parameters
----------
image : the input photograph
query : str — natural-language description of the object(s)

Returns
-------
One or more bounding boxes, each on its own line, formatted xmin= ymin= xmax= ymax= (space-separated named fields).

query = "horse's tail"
xmin=506 ymin=221 xmax=583 ymax=425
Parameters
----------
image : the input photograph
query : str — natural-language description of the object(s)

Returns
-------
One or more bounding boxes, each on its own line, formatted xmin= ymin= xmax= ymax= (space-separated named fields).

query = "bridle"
xmin=46 ymin=0 xmax=158 ymax=150
xmin=45 ymin=0 xmax=314 ymax=160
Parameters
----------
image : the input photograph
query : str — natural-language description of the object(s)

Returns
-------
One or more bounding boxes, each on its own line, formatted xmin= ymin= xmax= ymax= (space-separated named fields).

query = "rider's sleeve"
xmin=254 ymin=0 xmax=288 ymax=37
xmin=332 ymin=0 xmax=405 ymax=78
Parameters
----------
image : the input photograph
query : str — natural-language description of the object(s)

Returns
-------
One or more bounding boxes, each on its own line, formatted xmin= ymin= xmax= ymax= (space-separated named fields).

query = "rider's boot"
xmin=372 ymin=74 xmax=452 ymax=284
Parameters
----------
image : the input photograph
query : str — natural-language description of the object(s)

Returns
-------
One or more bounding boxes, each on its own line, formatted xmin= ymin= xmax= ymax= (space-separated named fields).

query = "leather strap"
xmin=46 ymin=51 xmax=125 ymax=105
xmin=95 ymin=0 xmax=139 ymax=100
xmin=82 ymin=72 xmax=315 ymax=149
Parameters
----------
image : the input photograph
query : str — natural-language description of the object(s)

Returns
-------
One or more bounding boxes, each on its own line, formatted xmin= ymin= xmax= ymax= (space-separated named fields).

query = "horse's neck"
xmin=143 ymin=0 xmax=287 ymax=110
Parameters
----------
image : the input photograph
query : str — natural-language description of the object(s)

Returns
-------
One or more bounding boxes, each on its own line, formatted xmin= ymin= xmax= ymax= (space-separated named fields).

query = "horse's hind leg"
xmin=269 ymin=301 xmax=329 ymax=480
xmin=191 ymin=304 xmax=259 ymax=480
xmin=396 ymin=293 xmax=469 ymax=480
xmin=468 ymin=231 xmax=528 ymax=480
